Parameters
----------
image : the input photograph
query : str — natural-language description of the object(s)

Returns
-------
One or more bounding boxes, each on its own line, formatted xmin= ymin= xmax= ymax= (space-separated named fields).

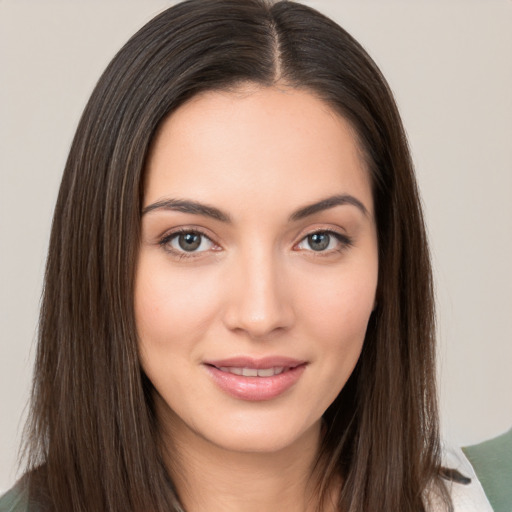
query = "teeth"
xmin=218 ymin=366 xmax=286 ymax=377
xmin=256 ymin=368 xmax=275 ymax=377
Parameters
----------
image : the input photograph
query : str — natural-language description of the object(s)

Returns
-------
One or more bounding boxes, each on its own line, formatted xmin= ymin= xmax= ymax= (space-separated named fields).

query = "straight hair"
xmin=22 ymin=1 xmax=451 ymax=510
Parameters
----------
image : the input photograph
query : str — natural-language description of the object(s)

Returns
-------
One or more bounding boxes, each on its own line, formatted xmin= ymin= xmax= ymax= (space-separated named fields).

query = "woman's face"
xmin=135 ymin=85 xmax=378 ymax=454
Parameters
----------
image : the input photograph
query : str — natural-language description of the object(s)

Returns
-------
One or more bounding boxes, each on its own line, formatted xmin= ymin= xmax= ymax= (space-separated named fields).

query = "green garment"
xmin=463 ymin=428 xmax=512 ymax=512
xmin=0 ymin=483 xmax=29 ymax=512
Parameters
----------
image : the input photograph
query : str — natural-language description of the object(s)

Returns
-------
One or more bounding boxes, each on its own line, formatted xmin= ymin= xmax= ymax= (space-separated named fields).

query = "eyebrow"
xmin=142 ymin=193 xmax=368 ymax=222
xmin=289 ymin=194 xmax=369 ymax=221
xmin=142 ymin=198 xmax=231 ymax=222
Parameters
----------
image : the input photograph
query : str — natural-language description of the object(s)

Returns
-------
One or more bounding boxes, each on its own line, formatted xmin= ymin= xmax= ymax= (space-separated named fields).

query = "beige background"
xmin=1 ymin=0 xmax=511 ymax=492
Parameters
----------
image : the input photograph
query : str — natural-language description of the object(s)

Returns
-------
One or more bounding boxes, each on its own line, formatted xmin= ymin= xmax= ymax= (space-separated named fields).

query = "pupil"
xmin=178 ymin=233 xmax=201 ymax=251
xmin=308 ymin=232 xmax=330 ymax=251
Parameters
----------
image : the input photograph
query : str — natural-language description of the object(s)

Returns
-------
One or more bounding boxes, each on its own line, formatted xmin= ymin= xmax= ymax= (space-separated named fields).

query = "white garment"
xmin=428 ymin=446 xmax=494 ymax=512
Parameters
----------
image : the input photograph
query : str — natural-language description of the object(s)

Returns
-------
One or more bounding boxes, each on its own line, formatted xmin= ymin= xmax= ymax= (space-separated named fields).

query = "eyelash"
xmin=159 ymin=228 xmax=217 ymax=260
xmin=158 ymin=228 xmax=353 ymax=260
xmin=295 ymin=230 xmax=353 ymax=255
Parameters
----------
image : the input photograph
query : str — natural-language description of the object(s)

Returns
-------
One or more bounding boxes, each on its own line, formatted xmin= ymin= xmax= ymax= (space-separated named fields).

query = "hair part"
xmin=23 ymin=1 xmax=450 ymax=511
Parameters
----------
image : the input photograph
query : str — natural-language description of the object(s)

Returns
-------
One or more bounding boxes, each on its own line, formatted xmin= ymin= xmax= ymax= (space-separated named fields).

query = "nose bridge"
xmin=224 ymin=241 xmax=293 ymax=337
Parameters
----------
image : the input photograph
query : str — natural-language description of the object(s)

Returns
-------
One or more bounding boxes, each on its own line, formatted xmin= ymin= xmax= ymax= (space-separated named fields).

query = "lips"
xmin=217 ymin=366 xmax=286 ymax=377
xmin=203 ymin=357 xmax=307 ymax=401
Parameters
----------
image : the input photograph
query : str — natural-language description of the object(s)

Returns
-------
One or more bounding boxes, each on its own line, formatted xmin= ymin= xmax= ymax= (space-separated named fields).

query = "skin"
xmin=135 ymin=84 xmax=378 ymax=512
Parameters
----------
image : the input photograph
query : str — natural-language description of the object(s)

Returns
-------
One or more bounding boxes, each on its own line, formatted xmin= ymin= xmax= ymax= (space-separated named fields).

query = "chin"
xmin=191 ymin=412 xmax=322 ymax=456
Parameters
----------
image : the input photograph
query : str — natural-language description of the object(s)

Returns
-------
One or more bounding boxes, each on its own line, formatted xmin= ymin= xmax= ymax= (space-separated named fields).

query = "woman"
xmin=0 ymin=0 xmax=493 ymax=511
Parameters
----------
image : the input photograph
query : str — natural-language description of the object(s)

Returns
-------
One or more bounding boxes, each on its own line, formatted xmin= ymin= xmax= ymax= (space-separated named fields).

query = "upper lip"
xmin=204 ymin=356 xmax=306 ymax=370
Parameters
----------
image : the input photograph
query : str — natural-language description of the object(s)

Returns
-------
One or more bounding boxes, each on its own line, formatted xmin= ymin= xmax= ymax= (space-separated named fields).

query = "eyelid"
xmin=159 ymin=227 xmax=221 ymax=258
xmin=156 ymin=224 xmax=352 ymax=259
xmin=293 ymin=227 xmax=353 ymax=253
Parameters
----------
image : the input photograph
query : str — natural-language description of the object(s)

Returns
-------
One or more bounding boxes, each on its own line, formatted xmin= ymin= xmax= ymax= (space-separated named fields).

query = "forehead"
xmin=144 ymin=85 xmax=373 ymax=217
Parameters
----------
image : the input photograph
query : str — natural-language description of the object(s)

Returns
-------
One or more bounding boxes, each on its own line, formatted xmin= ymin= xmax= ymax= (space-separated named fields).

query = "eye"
xmin=296 ymin=231 xmax=352 ymax=252
xmin=161 ymin=230 xmax=216 ymax=254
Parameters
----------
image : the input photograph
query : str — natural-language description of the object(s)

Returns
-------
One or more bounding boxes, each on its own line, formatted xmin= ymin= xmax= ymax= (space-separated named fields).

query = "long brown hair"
xmin=23 ymin=0 xmax=450 ymax=510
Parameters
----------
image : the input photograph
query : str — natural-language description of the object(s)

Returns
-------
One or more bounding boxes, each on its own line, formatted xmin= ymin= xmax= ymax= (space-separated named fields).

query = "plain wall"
xmin=1 ymin=0 xmax=511 ymax=492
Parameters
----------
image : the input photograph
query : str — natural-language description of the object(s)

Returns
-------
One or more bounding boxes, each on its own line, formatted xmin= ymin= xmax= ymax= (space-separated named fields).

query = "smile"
xmin=204 ymin=357 xmax=307 ymax=401
xmin=216 ymin=366 xmax=287 ymax=377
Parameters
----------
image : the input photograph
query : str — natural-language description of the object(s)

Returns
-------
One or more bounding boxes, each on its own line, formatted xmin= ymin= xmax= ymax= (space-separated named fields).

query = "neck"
xmin=160 ymin=413 xmax=327 ymax=512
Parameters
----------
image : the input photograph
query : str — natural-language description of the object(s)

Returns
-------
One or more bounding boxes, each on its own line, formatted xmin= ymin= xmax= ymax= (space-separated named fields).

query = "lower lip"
xmin=205 ymin=364 xmax=307 ymax=401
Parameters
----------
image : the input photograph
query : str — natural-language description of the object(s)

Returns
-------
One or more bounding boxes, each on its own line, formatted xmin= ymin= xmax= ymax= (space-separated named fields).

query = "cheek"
xmin=285 ymin=264 xmax=377 ymax=422
xmin=294 ymin=256 xmax=378 ymax=407
xmin=134 ymin=259 xmax=221 ymax=353
xmin=298 ymin=265 xmax=377 ymax=346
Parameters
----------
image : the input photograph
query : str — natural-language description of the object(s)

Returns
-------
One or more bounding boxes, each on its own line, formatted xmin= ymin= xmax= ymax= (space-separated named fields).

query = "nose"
xmin=222 ymin=247 xmax=295 ymax=339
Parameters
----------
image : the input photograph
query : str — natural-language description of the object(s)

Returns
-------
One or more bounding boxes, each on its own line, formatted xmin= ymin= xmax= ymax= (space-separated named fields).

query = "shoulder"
xmin=0 ymin=473 xmax=45 ymax=512
xmin=432 ymin=446 xmax=494 ymax=512
xmin=463 ymin=428 xmax=512 ymax=512
xmin=0 ymin=483 xmax=30 ymax=512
